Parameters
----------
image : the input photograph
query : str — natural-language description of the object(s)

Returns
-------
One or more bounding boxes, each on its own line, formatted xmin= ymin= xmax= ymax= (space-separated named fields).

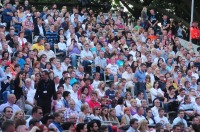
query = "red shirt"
xmin=190 ymin=26 xmax=200 ymax=39
xmin=87 ymin=100 xmax=101 ymax=110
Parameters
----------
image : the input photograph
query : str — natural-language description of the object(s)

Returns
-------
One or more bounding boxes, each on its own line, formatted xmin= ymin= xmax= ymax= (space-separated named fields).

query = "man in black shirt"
xmin=161 ymin=15 xmax=170 ymax=32
xmin=34 ymin=71 xmax=56 ymax=115
xmin=148 ymin=9 xmax=158 ymax=34
xmin=120 ymin=7 xmax=128 ymax=25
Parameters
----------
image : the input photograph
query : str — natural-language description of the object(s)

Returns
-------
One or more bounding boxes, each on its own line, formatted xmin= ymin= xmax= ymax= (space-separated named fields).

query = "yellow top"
xmin=31 ymin=43 xmax=44 ymax=52
xmin=146 ymin=83 xmax=153 ymax=90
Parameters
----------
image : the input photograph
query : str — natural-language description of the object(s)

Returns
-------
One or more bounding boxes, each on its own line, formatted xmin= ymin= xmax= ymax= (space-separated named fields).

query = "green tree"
xmin=120 ymin=0 xmax=200 ymax=28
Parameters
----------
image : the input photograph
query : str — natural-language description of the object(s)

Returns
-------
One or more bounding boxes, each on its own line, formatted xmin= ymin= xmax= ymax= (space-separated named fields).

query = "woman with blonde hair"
xmin=138 ymin=119 xmax=149 ymax=132
xmin=96 ymin=81 xmax=106 ymax=99
xmin=129 ymin=99 xmax=137 ymax=116
xmin=108 ymin=108 xmax=119 ymax=124
xmin=11 ymin=110 xmax=25 ymax=120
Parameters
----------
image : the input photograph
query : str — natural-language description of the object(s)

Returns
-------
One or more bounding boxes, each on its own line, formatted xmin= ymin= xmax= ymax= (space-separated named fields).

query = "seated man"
xmin=22 ymin=14 xmax=34 ymax=43
xmin=154 ymin=108 xmax=170 ymax=127
xmin=80 ymin=43 xmax=94 ymax=74
xmin=151 ymin=99 xmax=161 ymax=117
xmin=0 ymin=94 xmax=21 ymax=114
xmin=87 ymin=91 xmax=101 ymax=110
xmin=172 ymin=110 xmax=188 ymax=128
xmin=64 ymin=100 xmax=78 ymax=123
xmin=75 ymin=65 xmax=85 ymax=81
xmin=45 ymin=24 xmax=58 ymax=49
xmin=132 ymin=106 xmax=146 ymax=122
xmin=31 ymin=37 xmax=45 ymax=52
xmin=179 ymin=95 xmax=196 ymax=120
xmin=0 ymin=106 xmax=13 ymax=124
xmin=106 ymin=56 xmax=121 ymax=82
xmin=1 ymin=120 xmax=15 ymax=132
xmin=94 ymin=50 xmax=107 ymax=78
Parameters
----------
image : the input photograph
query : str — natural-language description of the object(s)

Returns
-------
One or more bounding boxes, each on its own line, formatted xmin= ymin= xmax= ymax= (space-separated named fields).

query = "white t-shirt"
xmin=132 ymin=114 xmax=146 ymax=122
xmin=55 ymin=99 xmax=65 ymax=111
xmin=154 ymin=116 xmax=169 ymax=126
xmin=26 ymin=88 xmax=36 ymax=104
xmin=92 ymin=80 xmax=100 ymax=89
xmin=95 ymin=88 xmax=105 ymax=97
xmin=194 ymin=103 xmax=200 ymax=115
xmin=68 ymin=90 xmax=78 ymax=103
xmin=58 ymin=42 xmax=67 ymax=51
xmin=135 ymin=98 xmax=142 ymax=106
xmin=150 ymin=88 xmax=164 ymax=101
xmin=115 ymin=105 xmax=125 ymax=117
xmin=80 ymin=50 xmax=94 ymax=62
xmin=129 ymin=50 xmax=136 ymax=57
xmin=106 ymin=64 xmax=119 ymax=75
xmin=151 ymin=106 xmax=159 ymax=117
xmin=177 ymin=95 xmax=185 ymax=103
xmin=63 ymin=84 xmax=72 ymax=91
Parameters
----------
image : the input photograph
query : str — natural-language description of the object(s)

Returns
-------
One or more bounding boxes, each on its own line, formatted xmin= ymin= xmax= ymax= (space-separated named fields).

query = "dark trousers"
xmin=192 ymin=39 xmax=200 ymax=45
xmin=25 ymin=29 xmax=32 ymax=43
xmin=37 ymin=102 xmax=51 ymax=115
xmin=134 ymin=82 xmax=147 ymax=99
xmin=82 ymin=60 xmax=92 ymax=74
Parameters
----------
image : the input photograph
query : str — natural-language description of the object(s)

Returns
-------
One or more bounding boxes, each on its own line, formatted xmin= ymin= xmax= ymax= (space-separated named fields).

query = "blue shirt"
xmin=134 ymin=69 xmax=146 ymax=82
xmin=70 ymin=78 xmax=77 ymax=85
xmin=17 ymin=58 xmax=25 ymax=70
xmin=116 ymin=60 xmax=124 ymax=67
xmin=2 ymin=8 xmax=12 ymax=22
xmin=52 ymin=122 xmax=63 ymax=132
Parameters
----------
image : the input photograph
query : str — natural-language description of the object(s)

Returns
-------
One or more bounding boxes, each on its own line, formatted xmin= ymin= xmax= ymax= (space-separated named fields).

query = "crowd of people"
xmin=0 ymin=0 xmax=200 ymax=132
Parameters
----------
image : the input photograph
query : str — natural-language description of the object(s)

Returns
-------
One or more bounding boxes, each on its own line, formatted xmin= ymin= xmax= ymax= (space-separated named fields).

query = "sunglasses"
xmin=38 ymin=112 xmax=43 ymax=115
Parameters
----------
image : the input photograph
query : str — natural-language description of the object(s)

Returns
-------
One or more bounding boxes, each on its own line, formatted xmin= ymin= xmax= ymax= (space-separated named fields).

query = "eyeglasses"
xmin=96 ymin=108 xmax=100 ymax=110
xmin=38 ymin=112 xmax=43 ymax=115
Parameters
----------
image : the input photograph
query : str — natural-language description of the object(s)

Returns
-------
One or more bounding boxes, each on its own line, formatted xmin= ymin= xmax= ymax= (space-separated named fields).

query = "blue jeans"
xmin=58 ymin=50 xmax=66 ymax=56
xmin=134 ymin=82 xmax=147 ymax=99
xmin=108 ymin=74 xmax=122 ymax=80
xmin=71 ymin=54 xmax=78 ymax=68
xmin=2 ymin=91 xmax=10 ymax=103
xmin=82 ymin=60 xmax=92 ymax=72
xmin=14 ymin=24 xmax=21 ymax=33
xmin=25 ymin=29 xmax=32 ymax=43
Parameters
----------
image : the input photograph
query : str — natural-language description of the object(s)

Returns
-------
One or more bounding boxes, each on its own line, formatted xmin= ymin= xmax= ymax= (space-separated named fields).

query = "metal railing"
xmin=178 ymin=37 xmax=198 ymax=54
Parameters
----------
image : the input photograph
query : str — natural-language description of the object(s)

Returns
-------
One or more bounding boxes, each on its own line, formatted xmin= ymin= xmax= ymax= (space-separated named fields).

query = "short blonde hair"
xmin=130 ymin=99 xmax=136 ymax=104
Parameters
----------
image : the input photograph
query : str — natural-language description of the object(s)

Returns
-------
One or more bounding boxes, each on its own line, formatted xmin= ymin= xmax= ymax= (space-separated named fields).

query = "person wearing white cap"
xmin=22 ymin=13 xmax=34 ymax=43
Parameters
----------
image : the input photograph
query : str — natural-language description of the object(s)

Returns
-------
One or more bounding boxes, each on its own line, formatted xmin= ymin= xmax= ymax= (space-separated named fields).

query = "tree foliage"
xmin=120 ymin=0 xmax=200 ymax=28
xmin=29 ymin=0 xmax=199 ymax=28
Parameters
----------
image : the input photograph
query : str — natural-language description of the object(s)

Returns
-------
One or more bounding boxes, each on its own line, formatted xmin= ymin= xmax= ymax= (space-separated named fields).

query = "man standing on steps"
xmin=190 ymin=21 xmax=200 ymax=45
xmin=34 ymin=70 xmax=56 ymax=115
xmin=134 ymin=63 xmax=147 ymax=99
